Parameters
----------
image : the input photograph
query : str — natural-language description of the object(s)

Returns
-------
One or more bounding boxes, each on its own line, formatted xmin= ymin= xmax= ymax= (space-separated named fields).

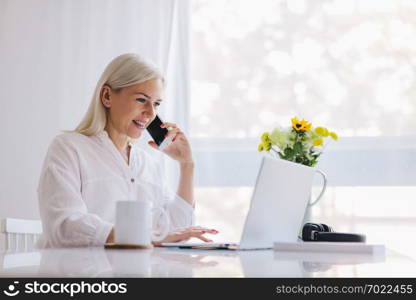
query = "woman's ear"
xmin=100 ymin=84 xmax=112 ymax=108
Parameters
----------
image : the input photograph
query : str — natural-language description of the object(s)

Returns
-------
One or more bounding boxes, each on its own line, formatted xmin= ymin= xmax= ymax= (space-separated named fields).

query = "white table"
xmin=0 ymin=246 xmax=415 ymax=277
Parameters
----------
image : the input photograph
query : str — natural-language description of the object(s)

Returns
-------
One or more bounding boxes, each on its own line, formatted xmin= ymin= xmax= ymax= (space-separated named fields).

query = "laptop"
xmin=161 ymin=156 xmax=315 ymax=250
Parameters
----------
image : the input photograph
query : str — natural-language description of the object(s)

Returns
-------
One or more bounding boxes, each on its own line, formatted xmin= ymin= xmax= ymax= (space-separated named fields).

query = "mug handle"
xmin=308 ymin=169 xmax=327 ymax=207
xmin=151 ymin=206 xmax=170 ymax=242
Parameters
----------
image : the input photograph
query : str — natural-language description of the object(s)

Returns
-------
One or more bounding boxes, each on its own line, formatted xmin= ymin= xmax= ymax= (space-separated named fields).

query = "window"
xmin=191 ymin=0 xmax=416 ymax=138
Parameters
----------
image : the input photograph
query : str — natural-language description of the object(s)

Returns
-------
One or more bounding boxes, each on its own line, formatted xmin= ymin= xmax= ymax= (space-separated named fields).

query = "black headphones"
xmin=302 ymin=223 xmax=366 ymax=243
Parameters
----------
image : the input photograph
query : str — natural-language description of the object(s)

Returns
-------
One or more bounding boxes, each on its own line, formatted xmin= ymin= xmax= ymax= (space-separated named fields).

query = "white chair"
xmin=0 ymin=218 xmax=42 ymax=252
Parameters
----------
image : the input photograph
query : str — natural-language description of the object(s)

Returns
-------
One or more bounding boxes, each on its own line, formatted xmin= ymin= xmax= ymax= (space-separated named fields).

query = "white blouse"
xmin=37 ymin=131 xmax=194 ymax=248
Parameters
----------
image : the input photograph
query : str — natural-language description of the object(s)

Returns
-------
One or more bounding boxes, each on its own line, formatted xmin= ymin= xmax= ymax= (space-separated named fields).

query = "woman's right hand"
xmin=152 ymin=226 xmax=219 ymax=246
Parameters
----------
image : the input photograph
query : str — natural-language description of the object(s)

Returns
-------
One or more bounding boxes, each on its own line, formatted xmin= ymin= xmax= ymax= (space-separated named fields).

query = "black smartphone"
xmin=146 ymin=115 xmax=171 ymax=150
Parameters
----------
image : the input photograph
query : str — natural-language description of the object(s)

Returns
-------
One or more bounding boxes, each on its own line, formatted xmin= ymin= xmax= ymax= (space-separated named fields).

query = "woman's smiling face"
xmin=102 ymin=78 xmax=163 ymax=139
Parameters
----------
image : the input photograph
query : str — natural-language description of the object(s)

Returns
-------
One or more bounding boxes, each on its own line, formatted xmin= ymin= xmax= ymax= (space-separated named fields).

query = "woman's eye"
xmin=136 ymin=98 xmax=161 ymax=107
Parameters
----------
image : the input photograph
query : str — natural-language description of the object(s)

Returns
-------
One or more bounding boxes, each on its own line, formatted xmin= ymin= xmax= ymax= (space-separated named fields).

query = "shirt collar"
xmin=96 ymin=130 xmax=138 ymax=147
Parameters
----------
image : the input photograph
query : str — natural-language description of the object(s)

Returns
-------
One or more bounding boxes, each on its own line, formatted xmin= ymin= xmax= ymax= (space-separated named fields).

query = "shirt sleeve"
xmin=37 ymin=135 xmax=113 ymax=248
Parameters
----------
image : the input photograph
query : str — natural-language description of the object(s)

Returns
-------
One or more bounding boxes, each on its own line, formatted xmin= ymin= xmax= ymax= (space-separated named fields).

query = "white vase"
xmin=270 ymin=157 xmax=327 ymax=237
xmin=299 ymin=168 xmax=327 ymax=235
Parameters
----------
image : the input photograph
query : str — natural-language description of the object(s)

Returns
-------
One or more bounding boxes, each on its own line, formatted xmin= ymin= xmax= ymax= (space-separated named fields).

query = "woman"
xmin=37 ymin=53 xmax=218 ymax=247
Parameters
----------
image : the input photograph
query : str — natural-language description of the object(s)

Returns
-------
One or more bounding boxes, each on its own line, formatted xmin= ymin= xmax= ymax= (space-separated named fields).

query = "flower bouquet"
xmin=258 ymin=117 xmax=338 ymax=167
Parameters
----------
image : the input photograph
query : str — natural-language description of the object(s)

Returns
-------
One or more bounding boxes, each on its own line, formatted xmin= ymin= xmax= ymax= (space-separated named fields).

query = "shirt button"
xmin=130 ymin=178 xmax=135 ymax=183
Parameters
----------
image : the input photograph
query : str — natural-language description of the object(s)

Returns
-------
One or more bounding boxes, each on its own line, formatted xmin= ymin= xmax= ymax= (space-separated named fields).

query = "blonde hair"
xmin=74 ymin=53 xmax=164 ymax=136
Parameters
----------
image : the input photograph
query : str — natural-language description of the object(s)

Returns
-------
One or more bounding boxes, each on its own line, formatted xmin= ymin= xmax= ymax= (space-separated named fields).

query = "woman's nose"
xmin=143 ymin=101 xmax=156 ymax=118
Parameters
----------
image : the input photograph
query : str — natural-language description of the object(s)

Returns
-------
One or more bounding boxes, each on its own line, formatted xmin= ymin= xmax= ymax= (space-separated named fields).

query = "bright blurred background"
xmin=189 ymin=0 xmax=416 ymax=260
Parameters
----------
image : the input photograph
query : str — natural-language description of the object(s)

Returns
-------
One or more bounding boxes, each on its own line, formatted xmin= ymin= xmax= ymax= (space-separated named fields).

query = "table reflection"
xmin=0 ymin=246 xmax=413 ymax=278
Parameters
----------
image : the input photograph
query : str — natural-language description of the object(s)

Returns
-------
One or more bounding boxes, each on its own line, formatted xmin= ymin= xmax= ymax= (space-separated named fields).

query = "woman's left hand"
xmin=148 ymin=122 xmax=193 ymax=164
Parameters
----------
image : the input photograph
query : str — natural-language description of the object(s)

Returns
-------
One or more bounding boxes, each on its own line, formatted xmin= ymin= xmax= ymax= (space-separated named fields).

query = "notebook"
xmin=273 ymin=241 xmax=385 ymax=255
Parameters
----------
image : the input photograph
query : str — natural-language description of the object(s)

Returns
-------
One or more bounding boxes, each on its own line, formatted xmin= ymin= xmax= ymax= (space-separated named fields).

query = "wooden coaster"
xmin=104 ymin=243 xmax=153 ymax=249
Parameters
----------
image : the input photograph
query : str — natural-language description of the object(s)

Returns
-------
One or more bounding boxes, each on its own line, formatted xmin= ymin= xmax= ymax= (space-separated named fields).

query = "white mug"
xmin=114 ymin=200 xmax=170 ymax=246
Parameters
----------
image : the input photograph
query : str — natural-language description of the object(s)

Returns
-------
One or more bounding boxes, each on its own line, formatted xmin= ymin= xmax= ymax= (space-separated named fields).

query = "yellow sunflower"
xmin=314 ymin=126 xmax=329 ymax=137
xmin=329 ymin=132 xmax=338 ymax=141
xmin=258 ymin=143 xmax=264 ymax=152
xmin=261 ymin=132 xmax=270 ymax=143
xmin=312 ymin=138 xmax=324 ymax=146
xmin=291 ymin=117 xmax=312 ymax=132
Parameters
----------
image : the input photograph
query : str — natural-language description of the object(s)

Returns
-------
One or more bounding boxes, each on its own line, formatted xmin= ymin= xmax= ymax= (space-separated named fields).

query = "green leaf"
xmin=293 ymin=142 xmax=303 ymax=155
xmin=284 ymin=147 xmax=294 ymax=160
